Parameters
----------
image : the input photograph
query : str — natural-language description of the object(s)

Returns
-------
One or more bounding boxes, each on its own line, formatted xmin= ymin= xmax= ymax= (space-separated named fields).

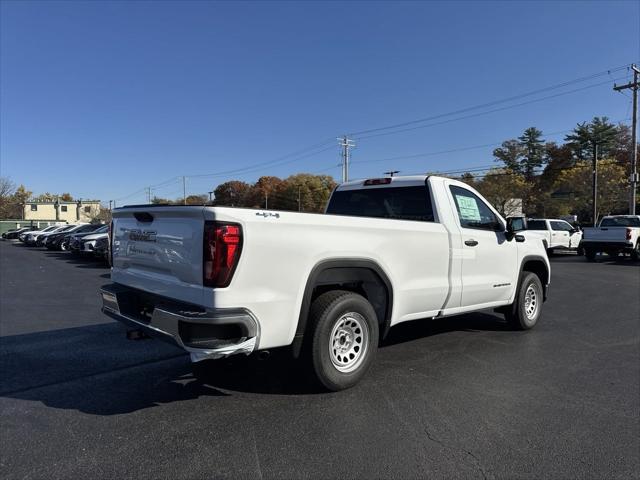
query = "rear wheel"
xmin=631 ymin=242 xmax=640 ymax=261
xmin=308 ymin=290 xmax=379 ymax=391
xmin=584 ymin=248 xmax=597 ymax=261
xmin=505 ymin=272 xmax=543 ymax=330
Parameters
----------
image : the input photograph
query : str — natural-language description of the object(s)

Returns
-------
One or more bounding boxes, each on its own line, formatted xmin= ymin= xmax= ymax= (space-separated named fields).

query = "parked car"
xmin=23 ymin=225 xmax=67 ymax=245
xmin=79 ymin=231 xmax=109 ymax=256
xmin=2 ymin=226 xmax=37 ymax=240
xmin=47 ymin=224 xmax=103 ymax=251
xmin=101 ymin=175 xmax=550 ymax=391
xmin=581 ymin=215 xmax=640 ymax=261
xmin=93 ymin=236 xmax=109 ymax=262
xmin=68 ymin=225 xmax=108 ymax=253
xmin=523 ymin=218 xmax=583 ymax=255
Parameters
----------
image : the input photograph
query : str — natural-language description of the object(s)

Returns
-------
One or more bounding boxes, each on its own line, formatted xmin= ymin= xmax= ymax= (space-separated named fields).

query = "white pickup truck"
xmin=581 ymin=215 xmax=640 ymax=261
xmin=524 ymin=218 xmax=583 ymax=254
xmin=101 ymin=175 xmax=550 ymax=390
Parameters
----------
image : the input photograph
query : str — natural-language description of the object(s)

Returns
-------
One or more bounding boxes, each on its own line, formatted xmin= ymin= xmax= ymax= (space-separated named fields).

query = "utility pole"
xmin=614 ymin=64 xmax=639 ymax=214
xmin=384 ymin=170 xmax=400 ymax=177
xmin=182 ymin=176 xmax=187 ymax=205
xmin=145 ymin=187 xmax=152 ymax=203
xmin=265 ymin=192 xmax=268 ymax=209
xmin=338 ymin=136 xmax=355 ymax=183
xmin=592 ymin=144 xmax=598 ymax=227
xmin=109 ymin=200 xmax=113 ymax=211
xmin=208 ymin=191 xmax=214 ymax=205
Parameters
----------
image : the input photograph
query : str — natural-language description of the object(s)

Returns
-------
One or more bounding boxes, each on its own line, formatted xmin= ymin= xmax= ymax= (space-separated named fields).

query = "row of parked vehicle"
xmin=2 ymin=223 xmax=109 ymax=261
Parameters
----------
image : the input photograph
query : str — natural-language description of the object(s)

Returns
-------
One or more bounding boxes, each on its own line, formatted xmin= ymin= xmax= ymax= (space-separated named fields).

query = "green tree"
xmin=565 ymin=116 xmax=617 ymax=161
xmin=518 ymin=127 xmax=546 ymax=180
xmin=493 ymin=139 xmax=524 ymax=172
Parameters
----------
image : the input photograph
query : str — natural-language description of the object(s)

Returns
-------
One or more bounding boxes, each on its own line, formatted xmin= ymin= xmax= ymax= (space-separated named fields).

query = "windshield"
xmin=600 ymin=217 xmax=640 ymax=227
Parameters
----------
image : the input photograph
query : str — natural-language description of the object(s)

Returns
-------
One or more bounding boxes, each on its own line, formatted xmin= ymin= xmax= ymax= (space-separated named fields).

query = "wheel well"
xmin=522 ymin=259 xmax=549 ymax=299
xmin=291 ymin=261 xmax=393 ymax=357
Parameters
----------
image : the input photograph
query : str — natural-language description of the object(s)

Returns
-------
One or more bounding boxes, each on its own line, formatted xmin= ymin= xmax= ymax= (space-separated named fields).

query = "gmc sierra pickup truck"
xmin=101 ymin=175 xmax=550 ymax=390
xmin=524 ymin=218 xmax=582 ymax=254
xmin=581 ymin=215 xmax=640 ymax=261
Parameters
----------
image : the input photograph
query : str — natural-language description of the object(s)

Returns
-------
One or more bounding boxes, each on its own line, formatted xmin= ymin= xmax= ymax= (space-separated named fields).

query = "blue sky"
xmin=1 ymin=0 xmax=638 ymax=205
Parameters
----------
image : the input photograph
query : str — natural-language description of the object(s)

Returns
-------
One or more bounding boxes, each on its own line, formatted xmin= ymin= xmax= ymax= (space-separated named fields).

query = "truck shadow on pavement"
xmin=549 ymin=254 xmax=640 ymax=266
xmin=0 ymin=312 xmax=509 ymax=414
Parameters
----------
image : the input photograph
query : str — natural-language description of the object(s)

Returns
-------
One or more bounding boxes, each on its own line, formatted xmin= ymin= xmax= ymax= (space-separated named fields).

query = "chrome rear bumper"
xmin=100 ymin=283 xmax=259 ymax=362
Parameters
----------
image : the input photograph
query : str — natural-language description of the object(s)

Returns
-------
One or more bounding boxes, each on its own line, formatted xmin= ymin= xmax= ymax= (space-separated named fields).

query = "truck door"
xmin=550 ymin=220 xmax=571 ymax=249
xmin=448 ymin=185 xmax=518 ymax=307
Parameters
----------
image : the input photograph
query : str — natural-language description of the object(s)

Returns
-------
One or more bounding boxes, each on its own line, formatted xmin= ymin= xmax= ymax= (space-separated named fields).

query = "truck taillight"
xmin=626 ymin=228 xmax=632 ymax=241
xmin=203 ymin=222 xmax=243 ymax=288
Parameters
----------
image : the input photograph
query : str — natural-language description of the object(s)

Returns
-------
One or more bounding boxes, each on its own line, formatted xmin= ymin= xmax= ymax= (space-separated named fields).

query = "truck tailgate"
xmin=583 ymin=227 xmax=628 ymax=242
xmin=111 ymin=206 xmax=206 ymax=305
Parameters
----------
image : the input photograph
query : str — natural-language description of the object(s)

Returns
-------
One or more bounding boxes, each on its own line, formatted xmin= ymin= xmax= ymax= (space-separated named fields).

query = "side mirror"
xmin=506 ymin=216 xmax=528 ymax=233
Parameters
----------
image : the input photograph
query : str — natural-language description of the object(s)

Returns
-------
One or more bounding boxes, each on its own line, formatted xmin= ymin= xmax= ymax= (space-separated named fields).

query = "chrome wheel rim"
xmin=329 ymin=312 xmax=369 ymax=373
xmin=524 ymin=283 xmax=540 ymax=321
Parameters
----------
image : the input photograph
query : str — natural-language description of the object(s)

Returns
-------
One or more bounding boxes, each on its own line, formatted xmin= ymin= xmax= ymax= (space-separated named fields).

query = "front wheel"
xmin=308 ymin=290 xmax=379 ymax=391
xmin=505 ymin=272 xmax=544 ymax=330
xmin=584 ymin=248 xmax=596 ymax=261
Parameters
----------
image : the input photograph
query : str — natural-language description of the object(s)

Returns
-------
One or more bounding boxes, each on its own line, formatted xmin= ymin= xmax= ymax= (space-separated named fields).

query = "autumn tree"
xmin=552 ymin=159 xmax=628 ymax=223
xmin=244 ymin=176 xmax=285 ymax=209
xmin=151 ymin=196 xmax=175 ymax=204
xmin=212 ymin=181 xmax=251 ymax=207
xmin=474 ymin=169 xmax=529 ymax=217
xmin=276 ymin=173 xmax=337 ymax=212
xmin=32 ymin=193 xmax=57 ymax=202
xmin=184 ymin=194 xmax=209 ymax=205
xmin=0 ymin=179 xmax=32 ymax=219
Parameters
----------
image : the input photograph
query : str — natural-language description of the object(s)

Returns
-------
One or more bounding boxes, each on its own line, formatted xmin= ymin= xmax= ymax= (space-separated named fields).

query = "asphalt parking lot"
xmin=0 ymin=240 xmax=638 ymax=480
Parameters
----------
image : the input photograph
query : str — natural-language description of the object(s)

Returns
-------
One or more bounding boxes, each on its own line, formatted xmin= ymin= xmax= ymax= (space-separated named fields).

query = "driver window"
xmin=449 ymin=185 xmax=502 ymax=231
xmin=551 ymin=221 xmax=570 ymax=231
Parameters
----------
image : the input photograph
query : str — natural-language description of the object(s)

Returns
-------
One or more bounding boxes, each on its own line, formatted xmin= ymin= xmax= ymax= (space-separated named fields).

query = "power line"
xmin=186 ymin=141 xmax=336 ymax=179
xmin=348 ymin=118 xmax=630 ymax=170
xmin=348 ymin=64 xmax=634 ymax=138
xmin=354 ymin=76 xmax=630 ymax=141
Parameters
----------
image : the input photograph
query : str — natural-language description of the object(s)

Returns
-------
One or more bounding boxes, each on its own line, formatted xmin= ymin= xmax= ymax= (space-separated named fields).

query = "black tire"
xmin=631 ymin=242 xmax=640 ymax=261
xmin=584 ymin=248 xmax=596 ymax=261
xmin=307 ymin=290 xmax=379 ymax=391
xmin=504 ymin=272 xmax=544 ymax=330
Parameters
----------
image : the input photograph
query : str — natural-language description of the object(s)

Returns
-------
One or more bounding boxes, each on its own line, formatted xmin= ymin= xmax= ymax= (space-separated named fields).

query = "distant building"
xmin=23 ymin=200 xmax=101 ymax=223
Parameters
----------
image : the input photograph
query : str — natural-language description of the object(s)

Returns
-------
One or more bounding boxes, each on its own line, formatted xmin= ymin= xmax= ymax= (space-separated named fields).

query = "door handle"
xmin=464 ymin=239 xmax=478 ymax=247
